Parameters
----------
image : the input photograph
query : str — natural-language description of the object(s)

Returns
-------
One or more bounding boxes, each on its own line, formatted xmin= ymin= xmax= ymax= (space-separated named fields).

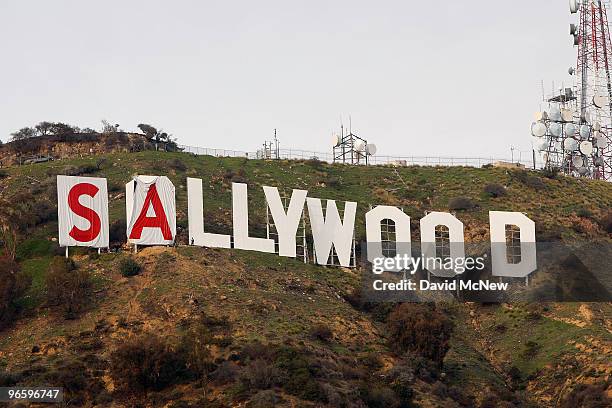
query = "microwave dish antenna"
xmin=531 ymin=122 xmax=547 ymax=137
xmin=570 ymin=0 xmax=579 ymax=14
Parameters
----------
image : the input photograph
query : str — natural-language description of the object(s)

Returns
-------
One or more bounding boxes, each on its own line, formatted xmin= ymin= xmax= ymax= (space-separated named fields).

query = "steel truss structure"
xmin=534 ymin=0 xmax=612 ymax=181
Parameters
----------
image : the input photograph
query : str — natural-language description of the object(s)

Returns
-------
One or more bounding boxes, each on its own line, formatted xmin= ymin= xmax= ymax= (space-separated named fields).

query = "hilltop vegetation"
xmin=0 ymin=151 xmax=610 ymax=407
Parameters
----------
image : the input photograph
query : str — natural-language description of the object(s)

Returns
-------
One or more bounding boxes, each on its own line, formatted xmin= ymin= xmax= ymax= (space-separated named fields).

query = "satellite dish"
xmin=581 ymin=110 xmax=591 ymax=123
xmin=572 ymin=156 xmax=584 ymax=167
xmin=564 ymin=138 xmax=579 ymax=151
xmin=570 ymin=23 xmax=578 ymax=35
xmin=570 ymin=0 xmax=578 ymax=13
xmin=531 ymin=122 xmax=547 ymax=137
xmin=578 ymin=166 xmax=589 ymax=176
xmin=580 ymin=124 xmax=591 ymax=139
xmin=593 ymin=94 xmax=607 ymax=108
xmin=580 ymin=140 xmax=594 ymax=155
xmin=550 ymin=123 xmax=562 ymax=137
xmin=366 ymin=144 xmax=377 ymax=155
xmin=561 ymin=109 xmax=574 ymax=122
xmin=595 ymin=134 xmax=608 ymax=148
xmin=565 ymin=123 xmax=578 ymax=136
xmin=535 ymin=111 xmax=548 ymax=121
xmin=569 ymin=67 xmax=576 ymax=75
xmin=550 ymin=107 xmax=562 ymax=121
xmin=593 ymin=121 xmax=602 ymax=131
xmin=332 ymin=134 xmax=341 ymax=147
xmin=355 ymin=141 xmax=366 ymax=152
xmin=538 ymin=140 xmax=550 ymax=151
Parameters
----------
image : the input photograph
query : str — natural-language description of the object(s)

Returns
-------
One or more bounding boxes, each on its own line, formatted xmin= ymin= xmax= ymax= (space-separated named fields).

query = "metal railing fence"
xmin=176 ymin=144 xmax=543 ymax=169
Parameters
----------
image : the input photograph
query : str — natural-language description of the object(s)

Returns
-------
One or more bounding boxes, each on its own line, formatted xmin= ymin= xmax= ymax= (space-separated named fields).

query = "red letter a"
xmin=129 ymin=183 xmax=172 ymax=240
xmin=68 ymin=183 xmax=102 ymax=242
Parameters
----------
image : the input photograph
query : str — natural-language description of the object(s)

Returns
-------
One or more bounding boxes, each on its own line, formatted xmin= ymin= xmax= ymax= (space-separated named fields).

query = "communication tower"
xmin=332 ymin=123 xmax=377 ymax=165
xmin=257 ymin=129 xmax=280 ymax=160
xmin=532 ymin=0 xmax=612 ymax=180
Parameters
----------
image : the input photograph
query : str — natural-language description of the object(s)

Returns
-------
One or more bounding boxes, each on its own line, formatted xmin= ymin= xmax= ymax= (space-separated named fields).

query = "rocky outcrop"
xmin=0 ymin=132 xmax=164 ymax=166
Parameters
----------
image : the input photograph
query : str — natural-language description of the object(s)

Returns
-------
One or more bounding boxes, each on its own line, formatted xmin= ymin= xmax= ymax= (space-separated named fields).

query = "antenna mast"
xmin=531 ymin=0 xmax=612 ymax=181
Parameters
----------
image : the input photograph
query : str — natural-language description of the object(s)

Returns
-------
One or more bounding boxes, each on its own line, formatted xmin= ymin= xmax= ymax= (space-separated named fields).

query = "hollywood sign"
xmin=57 ymin=175 xmax=537 ymax=278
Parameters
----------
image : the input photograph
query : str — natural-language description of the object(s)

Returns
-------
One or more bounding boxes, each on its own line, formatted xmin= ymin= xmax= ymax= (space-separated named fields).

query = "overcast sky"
xmin=0 ymin=0 xmax=578 ymax=159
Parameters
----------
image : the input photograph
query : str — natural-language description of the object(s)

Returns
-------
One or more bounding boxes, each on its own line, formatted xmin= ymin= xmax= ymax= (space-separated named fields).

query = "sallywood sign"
xmin=57 ymin=175 xmax=537 ymax=277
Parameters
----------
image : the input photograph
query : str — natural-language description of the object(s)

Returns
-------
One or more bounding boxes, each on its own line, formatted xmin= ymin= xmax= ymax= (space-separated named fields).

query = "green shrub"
xmin=304 ymin=158 xmax=326 ymax=170
xmin=541 ymin=167 xmax=560 ymax=179
xmin=560 ymin=382 xmax=611 ymax=408
xmin=512 ymin=170 xmax=546 ymax=190
xmin=16 ymin=239 xmax=54 ymax=260
xmin=360 ymin=352 xmax=383 ymax=371
xmin=309 ymin=323 xmax=333 ymax=342
xmin=447 ymin=385 xmax=475 ymax=407
xmin=599 ymin=212 xmax=612 ymax=233
xmin=576 ymin=207 xmax=594 ymax=219
xmin=0 ymin=257 xmax=30 ymax=330
xmin=448 ymin=196 xmax=476 ymax=211
xmin=386 ymin=304 xmax=453 ymax=367
xmin=168 ymin=158 xmax=187 ymax=172
xmin=431 ymin=381 xmax=448 ymax=399
xmin=248 ymin=390 xmax=282 ymax=408
xmin=45 ymin=257 xmax=92 ymax=319
xmin=241 ymin=341 xmax=275 ymax=361
xmin=110 ymin=335 xmax=190 ymax=393
xmin=273 ymin=346 xmax=326 ymax=402
xmin=359 ymin=384 xmax=400 ymax=408
xmin=521 ymin=341 xmax=540 ymax=359
xmin=65 ymin=164 xmax=98 ymax=176
xmin=327 ymin=176 xmax=341 ymax=188
xmin=0 ymin=370 xmax=21 ymax=387
xmin=210 ymin=361 xmax=239 ymax=384
xmin=178 ymin=314 xmax=224 ymax=378
xmin=239 ymin=359 xmax=285 ymax=390
xmin=119 ymin=257 xmax=142 ymax=277
xmin=239 ymin=343 xmax=326 ymax=402
xmin=525 ymin=175 xmax=546 ymax=190
xmin=483 ymin=183 xmax=506 ymax=198
xmin=109 ymin=219 xmax=127 ymax=247
xmin=223 ymin=168 xmax=248 ymax=183
xmin=39 ymin=357 xmax=106 ymax=405
xmin=108 ymin=182 xmax=122 ymax=193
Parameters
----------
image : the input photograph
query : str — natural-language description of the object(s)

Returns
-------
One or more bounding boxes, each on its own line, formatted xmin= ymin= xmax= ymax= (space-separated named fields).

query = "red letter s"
xmin=68 ymin=183 xmax=102 ymax=242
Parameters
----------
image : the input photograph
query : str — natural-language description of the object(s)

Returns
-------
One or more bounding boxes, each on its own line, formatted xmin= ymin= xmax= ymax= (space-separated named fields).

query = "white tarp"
xmin=126 ymin=175 xmax=176 ymax=245
xmin=57 ymin=175 xmax=109 ymax=248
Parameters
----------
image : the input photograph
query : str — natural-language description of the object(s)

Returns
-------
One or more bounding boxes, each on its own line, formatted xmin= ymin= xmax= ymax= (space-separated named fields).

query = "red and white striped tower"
xmin=572 ymin=0 xmax=612 ymax=180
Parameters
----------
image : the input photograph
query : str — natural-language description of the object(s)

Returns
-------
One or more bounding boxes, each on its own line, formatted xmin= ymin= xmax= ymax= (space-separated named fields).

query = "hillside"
xmin=0 ymin=151 xmax=611 ymax=408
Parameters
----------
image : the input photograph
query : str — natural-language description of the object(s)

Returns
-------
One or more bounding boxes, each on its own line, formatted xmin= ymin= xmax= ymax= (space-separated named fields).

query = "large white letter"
xmin=187 ymin=178 xmax=231 ymax=248
xmin=420 ymin=212 xmax=465 ymax=277
xmin=306 ymin=198 xmax=357 ymax=267
xmin=489 ymin=211 xmax=537 ymax=278
xmin=263 ymin=186 xmax=308 ymax=257
xmin=365 ymin=206 xmax=411 ymax=272
xmin=57 ymin=175 xmax=109 ymax=248
xmin=232 ymin=183 xmax=275 ymax=253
